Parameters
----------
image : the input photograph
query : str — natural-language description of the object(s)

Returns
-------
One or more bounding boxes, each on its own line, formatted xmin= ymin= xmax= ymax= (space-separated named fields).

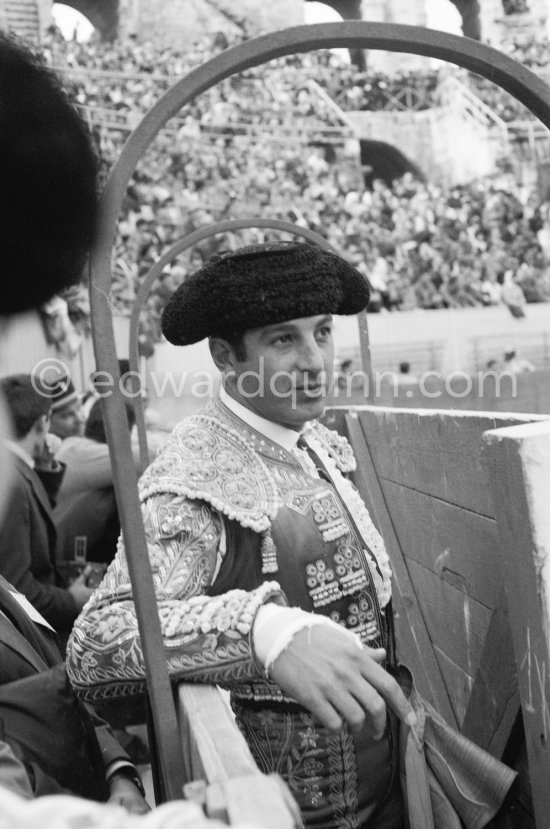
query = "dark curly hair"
xmin=0 ymin=374 xmax=52 ymax=439
xmin=84 ymin=398 xmax=136 ymax=444
xmin=0 ymin=35 xmax=98 ymax=314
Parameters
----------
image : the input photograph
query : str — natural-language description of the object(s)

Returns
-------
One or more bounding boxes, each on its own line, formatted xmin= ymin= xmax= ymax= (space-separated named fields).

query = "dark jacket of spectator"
xmin=0 ymin=453 xmax=78 ymax=635
xmin=0 ymin=574 xmax=140 ymax=800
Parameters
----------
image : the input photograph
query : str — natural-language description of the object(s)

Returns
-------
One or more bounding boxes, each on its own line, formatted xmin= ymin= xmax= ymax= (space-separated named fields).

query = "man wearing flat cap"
xmin=68 ymin=242 xmax=416 ymax=828
xmin=48 ymin=377 xmax=85 ymax=443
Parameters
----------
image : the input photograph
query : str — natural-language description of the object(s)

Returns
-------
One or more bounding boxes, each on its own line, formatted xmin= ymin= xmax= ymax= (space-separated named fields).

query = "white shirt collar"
xmin=6 ymin=441 xmax=35 ymax=469
xmin=219 ymin=384 xmax=303 ymax=453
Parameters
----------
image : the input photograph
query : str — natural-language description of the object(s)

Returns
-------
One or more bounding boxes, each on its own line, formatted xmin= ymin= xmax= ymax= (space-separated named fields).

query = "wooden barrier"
xmin=324 ymin=405 xmax=550 ymax=828
xmin=170 ymin=405 xmax=550 ymax=827
xmin=177 ymin=684 xmax=302 ymax=827
xmin=484 ymin=420 xmax=550 ymax=829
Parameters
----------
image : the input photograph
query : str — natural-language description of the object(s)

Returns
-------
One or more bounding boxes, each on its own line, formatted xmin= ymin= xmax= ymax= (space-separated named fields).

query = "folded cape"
xmin=398 ymin=666 xmax=517 ymax=829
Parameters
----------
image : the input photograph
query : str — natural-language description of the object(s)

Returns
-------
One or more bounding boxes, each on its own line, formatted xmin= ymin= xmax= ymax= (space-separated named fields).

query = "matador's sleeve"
xmin=65 ymin=492 xmax=285 ymax=704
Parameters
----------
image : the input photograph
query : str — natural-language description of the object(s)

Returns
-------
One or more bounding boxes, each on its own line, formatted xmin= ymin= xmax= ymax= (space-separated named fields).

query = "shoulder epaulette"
xmin=139 ymin=412 xmax=280 ymax=532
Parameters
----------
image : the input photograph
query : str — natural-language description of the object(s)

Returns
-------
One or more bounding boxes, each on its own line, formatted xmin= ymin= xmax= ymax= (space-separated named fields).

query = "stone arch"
xmin=308 ymin=1 xmax=482 ymax=43
xmin=305 ymin=0 xmax=365 ymax=68
xmin=360 ymin=139 xmax=424 ymax=186
xmin=307 ymin=0 xmax=362 ymax=21
xmin=448 ymin=0 xmax=482 ymax=40
xmin=54 ymin=0 xmax=118 ymax=40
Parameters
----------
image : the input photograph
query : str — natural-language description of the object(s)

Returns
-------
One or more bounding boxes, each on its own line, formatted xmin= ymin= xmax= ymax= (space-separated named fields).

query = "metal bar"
xmin=89 ymin=271 xmax=186 ymax=804
xmin=356 ymin=311 xmax=373 ymax=400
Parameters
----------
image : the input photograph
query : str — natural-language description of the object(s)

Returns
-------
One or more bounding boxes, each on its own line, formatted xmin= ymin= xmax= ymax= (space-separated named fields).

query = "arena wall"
xmin=0 ymin=311 xmax=129 ymax=393
xmin=2 ymin=302 xmax=547 ymax=426
xmin=140 ymin=302 xmax=550 ymax=425
xmin=349 ymin=108 xmax=505 ymax=185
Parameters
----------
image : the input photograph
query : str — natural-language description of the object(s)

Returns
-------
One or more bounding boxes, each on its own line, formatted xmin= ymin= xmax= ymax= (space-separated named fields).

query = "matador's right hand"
xmin=267 ymin=622 xmax=416 ymax=737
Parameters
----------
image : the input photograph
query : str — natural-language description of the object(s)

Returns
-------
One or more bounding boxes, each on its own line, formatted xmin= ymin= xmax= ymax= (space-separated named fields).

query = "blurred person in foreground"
xmin=0 ymin=35 xmax=148 ymax=816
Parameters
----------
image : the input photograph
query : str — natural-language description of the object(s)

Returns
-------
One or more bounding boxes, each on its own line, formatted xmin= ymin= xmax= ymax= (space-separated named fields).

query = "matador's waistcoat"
xmin=140 ymin=400 xmax=393 ymax=694
xmin=67 ymin=401 xmax=397 ymax=827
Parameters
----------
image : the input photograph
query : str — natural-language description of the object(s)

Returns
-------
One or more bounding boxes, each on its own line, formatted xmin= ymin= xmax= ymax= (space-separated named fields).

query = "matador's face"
xmin=224 ymin=313 xmax=335 ymax=430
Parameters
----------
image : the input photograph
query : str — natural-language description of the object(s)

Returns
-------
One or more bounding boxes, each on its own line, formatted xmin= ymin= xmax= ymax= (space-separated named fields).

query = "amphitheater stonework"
xmin=118 ymin=0 xmax=301 ymax=43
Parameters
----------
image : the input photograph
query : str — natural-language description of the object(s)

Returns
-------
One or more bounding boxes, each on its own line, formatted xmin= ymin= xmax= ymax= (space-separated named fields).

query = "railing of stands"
xmin=77 ymin=103 xmax=351 ymax=141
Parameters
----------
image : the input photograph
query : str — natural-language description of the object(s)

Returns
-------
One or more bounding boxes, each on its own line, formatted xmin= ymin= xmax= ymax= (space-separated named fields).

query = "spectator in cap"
xmin=67 ymin=241 xmax=416 ymax=829
xmin=53 ymin=362 xmax=148 ymax=504
xmin=48 ymin=377 xmax=85 ymax=443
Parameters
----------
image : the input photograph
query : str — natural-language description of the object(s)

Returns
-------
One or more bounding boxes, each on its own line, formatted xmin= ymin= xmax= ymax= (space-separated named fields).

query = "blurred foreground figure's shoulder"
xmin=0 ymin=782 xmax=262 ymax=828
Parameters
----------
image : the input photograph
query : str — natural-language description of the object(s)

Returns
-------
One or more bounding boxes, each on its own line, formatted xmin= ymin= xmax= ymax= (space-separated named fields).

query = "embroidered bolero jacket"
xmin=66 ymin=402 xmax=392 ymax=705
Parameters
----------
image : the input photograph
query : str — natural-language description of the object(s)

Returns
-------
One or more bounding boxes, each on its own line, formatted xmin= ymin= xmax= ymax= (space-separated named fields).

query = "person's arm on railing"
xmin=66 ymin=490 xmax=415 ymax=736
xmin=66 ymin=492 xmax=286 ymax=702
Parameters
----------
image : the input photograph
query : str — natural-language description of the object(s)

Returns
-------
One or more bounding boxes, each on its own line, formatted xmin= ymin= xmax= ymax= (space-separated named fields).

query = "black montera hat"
xmin=161 ymin=241 xmax=370 ymax=346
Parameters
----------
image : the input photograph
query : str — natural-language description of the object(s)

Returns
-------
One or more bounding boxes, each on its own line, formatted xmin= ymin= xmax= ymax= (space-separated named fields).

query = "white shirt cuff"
xmin=253 ymin=602 xmax=362 ymax=677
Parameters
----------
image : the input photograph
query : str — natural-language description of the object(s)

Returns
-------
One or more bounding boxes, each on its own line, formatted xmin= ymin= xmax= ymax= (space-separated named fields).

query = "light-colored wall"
xmin=141 ymin=302 xmax=550 ymax=426
xmin=0 ymin=312 xmax=130 ymax=392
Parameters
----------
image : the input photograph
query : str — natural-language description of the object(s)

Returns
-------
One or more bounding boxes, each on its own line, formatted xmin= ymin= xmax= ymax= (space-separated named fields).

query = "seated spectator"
xmin=81 ymin=358 xmax=136 ymax=422
xmin=54 ymin=395 xmax=142 ymax=500
xmin=501 ymin=271 xmax=528 ymax=318
xmin=54 ymin=399 xmax=136 ymax=565
xmin=502 ymin=349 xmax=535 ymax=373
xmin=0 ymin=375 xmax=92 ymax=642
xmin=0 ymin=573 xmax=148 ymax=810
xmin=480 ymin=270 xmax=503 ymax=306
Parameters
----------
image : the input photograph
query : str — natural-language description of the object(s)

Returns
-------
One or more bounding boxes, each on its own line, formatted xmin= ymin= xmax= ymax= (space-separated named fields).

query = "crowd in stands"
xmin=504 ymin=33 xmax=550 ymax=70
xmin=36 ymin=26 xmax=550 ymax=346
xmin=43 ymin=23 xmax=550 ymax=125
xmin=466 ymin=32 xmax=550 ymax=122
xmin=2 ymin=19 xmax=550 ymax=827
